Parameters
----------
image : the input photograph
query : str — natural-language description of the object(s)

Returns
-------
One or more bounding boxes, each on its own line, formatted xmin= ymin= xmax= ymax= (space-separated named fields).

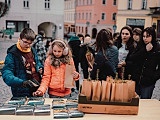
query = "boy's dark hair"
xmin=20 ymin=28 xmax=36 ymax=41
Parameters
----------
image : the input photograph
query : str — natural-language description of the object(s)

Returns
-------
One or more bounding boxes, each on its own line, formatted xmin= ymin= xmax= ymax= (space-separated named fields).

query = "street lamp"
xmin=86 ymin=21 xmax=90 ymax=34
xmin=113 ymin=24 xmax=117 ymax=33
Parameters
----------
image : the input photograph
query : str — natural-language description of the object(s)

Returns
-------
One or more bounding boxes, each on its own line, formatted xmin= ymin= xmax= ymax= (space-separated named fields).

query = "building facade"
xmin=64 ymin=0 xmax=76 ymax=35
xmin=117 ymin=0 xmax=160 ymax=39
xmin=75 ymin=0 xmax=118 ymax=38
xmin=0 ymin=0 xmax=64 ymax=39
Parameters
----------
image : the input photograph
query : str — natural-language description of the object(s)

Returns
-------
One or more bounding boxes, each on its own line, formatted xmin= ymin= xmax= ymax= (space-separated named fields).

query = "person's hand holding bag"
xmin=72 ymin=71 xmax=79 ymax=79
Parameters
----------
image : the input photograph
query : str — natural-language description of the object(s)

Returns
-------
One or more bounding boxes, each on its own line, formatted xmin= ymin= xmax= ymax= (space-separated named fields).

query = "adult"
xmin=90 ymin=29 xmax=118 ymax=80
xmin=33 ymin=30 xmax=46 ymax=65
xmin=129 ymin=27 xmax=160 ymax=99
xmin=79 ymin=36 xmax=95 ymax=79
xmin=115 ymin=25 xmax=134 ymax=79
xmin=68 ymin=36 xmax=81 ymax=91
xmin=123 ymin=27 xmax=142 ymax=80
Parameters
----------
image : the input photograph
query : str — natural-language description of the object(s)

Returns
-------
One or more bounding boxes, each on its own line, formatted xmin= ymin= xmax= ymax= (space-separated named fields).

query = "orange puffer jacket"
xmin=38 ymin=57 xmax=79 ymax=97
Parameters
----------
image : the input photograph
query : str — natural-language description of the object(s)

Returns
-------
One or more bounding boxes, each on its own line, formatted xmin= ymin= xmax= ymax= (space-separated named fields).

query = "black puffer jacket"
xmin=129 ymin=42 xmax=160 ymax=86
xmin=79 ymin=43 xmax=95 ymax=79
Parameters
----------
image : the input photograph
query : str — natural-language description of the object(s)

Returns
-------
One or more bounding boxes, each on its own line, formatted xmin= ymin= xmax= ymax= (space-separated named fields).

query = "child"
xmin=33 ymin=39 xmax=80 ymax=98
xmin=2 ymin=28 xmax=43 ymax=97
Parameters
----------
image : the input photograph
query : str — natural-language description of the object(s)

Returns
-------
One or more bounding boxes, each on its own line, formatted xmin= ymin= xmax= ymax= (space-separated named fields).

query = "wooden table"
xmin=0 ymin=98 xmax=160 ymax=120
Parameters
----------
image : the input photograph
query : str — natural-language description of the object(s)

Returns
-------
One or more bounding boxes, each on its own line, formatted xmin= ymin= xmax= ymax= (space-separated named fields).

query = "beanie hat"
xmin=69 ymin=36 xmax=80 ymax=41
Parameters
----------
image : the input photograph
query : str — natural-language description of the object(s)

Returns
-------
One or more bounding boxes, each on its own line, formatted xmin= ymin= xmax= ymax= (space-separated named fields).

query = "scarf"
xmin=16 ymin=39 xmax=31 ymax=52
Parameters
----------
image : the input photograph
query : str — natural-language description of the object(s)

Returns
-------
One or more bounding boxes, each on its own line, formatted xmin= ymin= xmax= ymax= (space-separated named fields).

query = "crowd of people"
xmin=2 ymin=25 xmax=160 ymax=100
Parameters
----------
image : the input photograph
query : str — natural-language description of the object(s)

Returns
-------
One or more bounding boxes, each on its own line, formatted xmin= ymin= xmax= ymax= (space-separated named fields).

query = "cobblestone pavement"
xmin=0 ymin=37 xmax=17 ymax=103
xmin=0 ymin=37 xmax=82 ymax=103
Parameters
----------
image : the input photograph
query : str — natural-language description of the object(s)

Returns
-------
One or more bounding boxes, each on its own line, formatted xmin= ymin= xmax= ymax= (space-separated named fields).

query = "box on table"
xmin=0 ymin=104 xmax=18 ymax=115
xmin=78 ymin=95 xmax=139 ymax=115
xmin=34 ymin=104 xmax=51 ymax=115
xmin=27 ymin=97 xmax=45 ymax=106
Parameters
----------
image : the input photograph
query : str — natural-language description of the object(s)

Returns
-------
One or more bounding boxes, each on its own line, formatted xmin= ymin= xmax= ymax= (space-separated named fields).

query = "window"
xmin=5 ymin=0 xmax=11 ymax=6
xmin=45 ymin=0 xmax=50 ymax=9
xmin=23 ymin=0 xmax=29 ymax=8
xmin=82 ymin=13 xmax=84 ymax=19
xmin=102 ymin=0 xmax=106 ymax=5
xmin=90 ymin=0 xmax=92 ymax=4
xmin=87 ymin=0 xmax=89 ymax=5
xmin=86 ymin=13 xmax=88 ymax=20
xmin=128 ymin=0 xmax=132 ymax=10
xmin=101 ymin=13 xmax=106 ymax=20
xmin=142 ymin=0 xmax=147 ymax=9
xmin=112 ymin=13 xmax=116 ymax=20
xmin=89 ymin=13 xmax=92 ymax=20
xmin=113 ymin=0 xmax=117 ymax=5
xmin=6 ymin=21 xmax=29 ymax=32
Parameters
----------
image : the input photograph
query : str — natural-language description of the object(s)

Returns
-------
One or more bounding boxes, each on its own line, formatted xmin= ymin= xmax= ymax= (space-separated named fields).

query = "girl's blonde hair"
xmin=47 ymin=39 xmax=72 ymax=67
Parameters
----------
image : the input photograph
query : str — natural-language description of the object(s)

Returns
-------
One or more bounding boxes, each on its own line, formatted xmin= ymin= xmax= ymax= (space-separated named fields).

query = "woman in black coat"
xmin=128 ymin=27 xmax=160 ymax=99
xmin=79 ymin=36 xmax=95 ymax=79
xmin=68 ymin=36 xmax=81 ymax=91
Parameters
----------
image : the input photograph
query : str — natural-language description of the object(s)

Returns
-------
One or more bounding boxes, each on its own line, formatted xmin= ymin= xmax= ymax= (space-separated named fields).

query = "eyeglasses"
xmin=21 ymin=39 xmax=33 ymax=45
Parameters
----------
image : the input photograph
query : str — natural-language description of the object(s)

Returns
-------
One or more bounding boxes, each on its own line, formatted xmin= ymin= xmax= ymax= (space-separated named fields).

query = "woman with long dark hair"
xmin=129 ymin=27 xmax=160 ymax=99
xmin=90 ymin=29 xmax=118 ymax=80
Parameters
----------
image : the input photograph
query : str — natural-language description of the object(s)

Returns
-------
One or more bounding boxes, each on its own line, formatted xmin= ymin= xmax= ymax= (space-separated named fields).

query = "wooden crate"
xmin=78 ymin=95 xmax=139 ymax=115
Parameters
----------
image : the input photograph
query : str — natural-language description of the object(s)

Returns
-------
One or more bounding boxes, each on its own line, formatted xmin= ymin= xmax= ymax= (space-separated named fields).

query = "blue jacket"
xmin=2 ymin=44 xmax=43 ymax=97
xmin=91 ymin=45 xmax=118 ymax=80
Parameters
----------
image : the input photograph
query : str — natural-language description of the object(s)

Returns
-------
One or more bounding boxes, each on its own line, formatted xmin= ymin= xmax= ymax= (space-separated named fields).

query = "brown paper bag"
xmin=110 ymin=82 xmax=116 ymax=102
xmin=64 ymin=64 xmax=75 ymax=88
xmin=81 ymin=79 xmax=92 ymax=100
xmin=92 ymin=80 xmax=101 ymax=101
xmin=114 ymin=81 xmax=129 ymax=102
xmin=114 ymin=81 xmax=122 ymax=102
xmin=101 ymin=80 xmax=107 ymax=101
xmin=104 ymin=76 xmax=114 ymax=102
xmin=101 ymin=78 xmax=112 ymax=102
xmin=126 ymin=80 xmax=135 ymax=101
xmin=122 ymin=82 xmax=129 ymax=102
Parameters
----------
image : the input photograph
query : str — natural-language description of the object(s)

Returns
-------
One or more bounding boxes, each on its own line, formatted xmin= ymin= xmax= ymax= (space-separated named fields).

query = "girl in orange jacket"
xmin=33 ymin=39 xmax=80 ymax=98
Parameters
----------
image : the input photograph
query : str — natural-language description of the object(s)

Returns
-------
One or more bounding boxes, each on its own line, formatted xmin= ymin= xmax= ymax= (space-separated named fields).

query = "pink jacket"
xmin=38 ymin=57 xmax=79 ymax=97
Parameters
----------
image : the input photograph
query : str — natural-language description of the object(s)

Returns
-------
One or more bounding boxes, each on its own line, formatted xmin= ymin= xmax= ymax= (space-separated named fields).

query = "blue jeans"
xmin=136 ymin=84 xmax=155 ymax=99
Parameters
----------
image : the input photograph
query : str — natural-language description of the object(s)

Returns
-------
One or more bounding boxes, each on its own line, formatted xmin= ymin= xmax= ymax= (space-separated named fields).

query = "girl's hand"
xmin=73 ymin=71 xmax=79 ymax=79
xmin=33 ymin=90 xmax=43 ymax=96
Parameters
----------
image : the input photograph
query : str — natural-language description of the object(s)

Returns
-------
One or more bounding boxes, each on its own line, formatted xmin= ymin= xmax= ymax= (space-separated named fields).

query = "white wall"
xmin=0 ymin=0 xmax=64 ymax=39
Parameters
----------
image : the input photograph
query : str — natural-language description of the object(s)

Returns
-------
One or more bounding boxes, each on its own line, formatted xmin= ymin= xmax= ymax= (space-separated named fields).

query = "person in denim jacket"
xmin=90 ymin=29 xmax=118 ymax=80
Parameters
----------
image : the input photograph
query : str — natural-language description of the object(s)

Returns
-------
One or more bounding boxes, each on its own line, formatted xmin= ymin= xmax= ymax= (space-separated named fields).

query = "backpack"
xmin=85 ymin=46 xmax=94 ymax=69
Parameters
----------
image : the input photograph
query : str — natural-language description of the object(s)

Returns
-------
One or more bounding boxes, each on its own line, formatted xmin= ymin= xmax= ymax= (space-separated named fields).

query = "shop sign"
xmin=126 ymin=19 xmax=145 ymax=26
